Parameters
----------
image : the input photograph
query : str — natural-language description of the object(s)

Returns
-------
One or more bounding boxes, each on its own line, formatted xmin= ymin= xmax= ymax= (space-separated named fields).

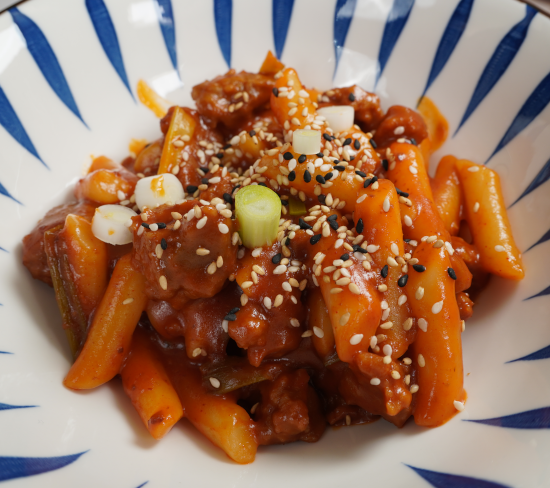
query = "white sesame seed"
xmin=467 ymin=166 xmax=479 ymax=172
xmin=313 ymin=326 xmax=324 ymax=338
xmin=387 ymin=256 xmax=399 ymax=267
xmin=340 ymin=312 xmax=350 ymax=326
xmin=273 ymin=265 xmax=287 ymax=275
xmin=410 ymin=384 xmax=419 ymax=393
xmin=282 ymin=282 xmax=292 ymax=292
xmin=196 ymin=216 xmax=207 ymax=229
xmin=380 ymin=321 xmax=393 ymax=330
xmin=117 ymin=190 xmax=126 ymax=200
xmin=404 ymin=215 xmax=413 ymax=227
xmin=302 ymin=330 xmax=313 ymax=338
xmin=473 ymin=202 xmax=480 ymax=213
xmin=391 ymin=370 xmax=401 ymax=380
xmin=369 ymin=336 xmax=377 ymax=349
xmin=334 ymin=238 xmax=344 ymax=249
xmin=383 ymin=355 xmax=392 ymax=364
xmin=349 ymin=333 xmax=363 ymax=345
xmin=409 ymin=166 xmax=418 ymax=175
xmin=383 ymin=344 xmax=392 ymax=357
xmin=159 ymin=276 xmax=168 ymax=290
xmin=241 ymin=281 xmax=253 ymax=289
xmin=398 ymin=295 xmax=407 ymax=306
xmin=393 ymin=126 xmax=405 ymax=135
xmin=222 ymin=319 xmax=229 ymax=333
xmin=418 ymin=354 xmax=426 ymax=367
xmin=290 ymin=318 xmax=300 ymax=328
xmin=263 ymin=297 xmax=272 ymax=309
xmin=433 ymin=239 xmax=444 ymax=248
xmin=418 ymin=318 xmax=428 ymax=332
xmin=495 ymin=245 xmax=505 ymax=252
xmin=383 ymin=196 xmax=391 ymax=212
xmin=356 ymin=194 xmax=367 ymax=204
xmin=209 ymin=377 xmax=221 ymax=388
xmin=416 ymin=287 xmax=425 ymax=300
xmin=432 ymin=300 xmax=443 ymax=314
xmin=149 ymin=223 xmax=159 ymax=232
xmin=426 ymin=235 xmax=437 ymax=243
xmin=370 ymin=378 xmax=381 ymax=386
xmin=122 ymin=298 xmax=134 ymax=305
xmin=462 ymin=320 xmax=466 ymax=332
xmin=390 ymin=243 xmax=399 ymax=256
xmin=454 ymin=400 xmax=465 ymax=411
xmin=218 ymin=223 xmax=229 ymax=234
xmin=273 ymin=294 xmax=284 ymax=307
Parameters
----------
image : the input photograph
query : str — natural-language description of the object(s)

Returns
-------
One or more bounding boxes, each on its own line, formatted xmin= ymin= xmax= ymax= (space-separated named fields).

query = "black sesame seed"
xmin=310 ymin=234 xmax=322 ymax=245
xmin=157 ymin=223 xmax=166 ymax=229
xmin=272 ymin=253 xmax=282 ymax=264
xmin=298 ymin=154 xmax=307 ymax=163
xmin=232 ymin=185 xmax=241 ymax=194
xmin=323 ymin=133 xmax=333 ymax=141
xmin=404 ymin=239 xmax=411 ymax=243
xmin=284 ymin=237 xmax=291 ymax=246
xmin=229 ymin=307 xmax=240 ymax=315
xmin=410 ymin=138 xmax=417 ymax=146
xmin=249 ymin=130 xmax=256 ymax=137
xmin=334 ymin=165 xmax=345 ymax=171
xmin=370 ymin=139 xmax=378 ymax=149
xmin=201 ymin=166 xmax=209 ymax=174
xmin=141 ymin=223 xmax=150 ymax=229
xmin=224 ymin=313 xmax=237 ymax=321
xmin=350 ymin=155 xmax=355 ymax=161
xmin=201 ymin=178 xmax=209 ymax=184
xmin=381 ymin=265 xmax=389 ymax=278
xmin=280 ymin=199 xmax=289 ymax=206
xmin=396 ymin=188 xmax=409 ymax=198
xmin=223 ymin=144 xmax=231 ymax=150
xmin=340 ymin=253 xmax=349 ymax=261
xmin=272 ymin=87 xmax=279 ymax=97
xmin=447 ymin=267 xmax=457 ymax=280
xmin=160 ymin=238 xmax=167 ymax=250
xmin=355 ymin=170 xmax=367 ymax=177
xmin=217 ymin=152 xmax=224 ymax=159
xmin=343 ymin=138 xmax=352 ymax=146
xmin=356 ymin=218 xmax=364 ymax=234
xmin=317 ymin=152 xmax=324 ymax=158
xmin=316 ymin=175 xmax=326 ymax=184
xmin=223 ymin=193 xmax=233 ymax=203
xmin=318 ymin=194 xmax=326 ymax=204
xmin=324 ymin=172 xmax=333 ymax=180
xmin=327 ymin=214 xmax=338 ymax=221
xmin=299 ymin=218 xmax=312 ymax=230
xmin=288 ymin=170 xmax=296 ymax=181
xmin=283 ymin=152 xmax=293 ymax=160
xmin=354 ymin=139 xmax=360 ymax=150
xmin=412 ymin=264 xmax=426 ymax=272
xmin=398 ymin=274 xmax=408 ymax=287
xmin=304 ymin=170 xmax=312 ymax=183
xmin=382 ymin=159 xmax=388 ymax=171
xmin=364 ymin=175 xmax=378 ymax=188
xmin=187 ymin=185 xmax=198 ymax=193
xmin=348 ymin=92 xmax=356 ymax=101
xmin=353 ymin=245 xmax=367 ymax=253
xmin=333 ymin=159 xmax=340 ymax=164
xmin=329 ymin=220 xmax=339 ymax=230
xmin=258 ymin=182 xmax=267 ymax=187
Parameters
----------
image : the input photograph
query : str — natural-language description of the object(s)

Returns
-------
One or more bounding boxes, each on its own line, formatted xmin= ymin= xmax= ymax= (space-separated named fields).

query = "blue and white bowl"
xmin=1 ymin=0 xmax=550 ymax=486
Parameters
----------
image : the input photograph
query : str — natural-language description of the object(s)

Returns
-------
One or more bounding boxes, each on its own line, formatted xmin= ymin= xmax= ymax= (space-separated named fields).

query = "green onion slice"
xmin=235 ymin=185 xmax=281 ymax=248
xmin=288 ymin=197 xmax=306 ymax=216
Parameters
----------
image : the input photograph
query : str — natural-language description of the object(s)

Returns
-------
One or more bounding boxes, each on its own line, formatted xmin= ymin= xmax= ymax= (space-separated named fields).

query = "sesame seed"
xmin=495 ymin=245 xmax=505 ymax=252
xmin=273 ymin=264 xmax=287 ymax=275
xmin=416 ymin=287 xmax=425 ymax=299
xmin=418 ymin=354 xmax=426 ymax=367
xmin=409 ymin=166 xmax=418 ymax=175
xmin=383 ymin=356 xmax=391 ymax=364
xmin=433 ymin=239 xmax=444 ymax=248
xmin=159 ymin=276 xmax=168 ymax=290
xmin=394 ymin=126 xmax=405 ymax=135
xmin=454 ymin=400 xmax=465 ymax=411
xmin=378 ymin=284 xmax=388 ymax=292
xmin=391 ymin=370 xmax=401 ymax=379
xmin=381 ymin=309 xmax=390 ymax=321
xmin=380 ymin=321 xmax=393 ymax=330
xmin=282 ymin=282 xmax=292 ymax=292
xmin=382 ymin=196 xmax=391 ymax=212
xmin=398 ymin=274 xmax=408 ymax=287
xmin=349 ymin=283 xmax=360 ymax=294
xmin=418 ymin=318 xmax=428 ymax=332
xmin=274 ymin=294 xmax=284 ymax=307
xmin=387 ymin=256 xmax=399 ymax=267
xmin=196 ymin=216 xmax=207 ymax=229
xmin=302 ymin=330 xmax=313 ymax=338
xmin=241 ymin=280 xmax=253 ymax=289
xmin=290 ymin=318 xmax=300 ymax=327
xmin=149 ymin=223 xmax=159 ymax=232
xmin=467 ymin=166 xmax=479 ymax=172
xmin=370 ymin=378 xmax=381 ymax=386
xmin=366 ymin=244 xmax=379 ymax=253
xmin=383 ymin=344 xmax=392 ymax=357
xmin=356 ymin=194 xmax=367 ymax=204
xmin=432 ymin=300 xmax=443 ymax=314
xmin=122 ymin=298 xmax=134 ymax=305
xmin=404 ymin=215 xmax=413 ymax=227
xmin=340 ymin=312 xmax=350 ymax=325
xmin=473 ymin=202 xmax=480 ymax=213
xmin=313 ymin=326 xmax=324 ymax=338
xmin=381 ymin=265 xmax=389 ymax=278
xmin=402 ymin=318 xmax=413 ymax=331
xmin=410 ymin=384 xmax=419 ymax=393
xmin=209 ymin=377 xmax=221 ymax=388
xmin=207 ymin=262 xmax=217 ymax=275
xmin=398 ymin=295 xmax=407 ymax=305
xmin=349 ymin=333 xmax=363 ymax=345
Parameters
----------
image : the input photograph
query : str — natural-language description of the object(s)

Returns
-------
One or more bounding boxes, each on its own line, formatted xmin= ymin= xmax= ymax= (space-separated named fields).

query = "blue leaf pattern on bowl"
xmin=0 ymin=351 xmax=13 ymax=355
xmin=9 ymin=8 xmax=87 ymax=128
xmin=214 ymin=0 xmax=232 ymax=68
xmin=466 ymin=407 xmax=550 ymax=429
xmin=406 ymin=465 xmax=511 ymax=488
xmin=507 ymin=344 xmax=550 ymax=362
xmin=510 ymin=155 xmax=550 ymax=208
xmin=272 ymin=0 xmax=294 ymax=61
xmin=375 ymin=0 xmax=415 ymax=87
xmin=524 ymin=227 xmax=550 ymax=253
xmin=420 ymin=0 xmax=474 ymax=100
xmin=454 ymin=5 xmax=537 ymax=135
xmin=0 ymin=180 xmax=22 ymax=205
xmin=485 ymin=71 xmax=550 ymax=164
xmin=0 ymin=452 xmax=88 ymax=482
xmin=135 ymin=482 xmax=148 ymax=488
xmin=85 ymin=0 xmax=134 ymax=100
xmin=333 ymin=0 xmax=357 ymax=78
xmin=524 ymin=284 xmax=550 ymax=301
xmin=154 ymin=0 xmax=178 ymax=73
xmin=0 ymin=85 xmax=45 ymax=169
xmin=0 ymin=403 xmax=36 ymax=411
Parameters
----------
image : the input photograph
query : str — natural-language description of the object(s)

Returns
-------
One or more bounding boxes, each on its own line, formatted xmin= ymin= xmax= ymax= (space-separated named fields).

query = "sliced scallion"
xmin=317 ymin=105 xmax=354 ymax=133
xmin=292 ymin=129 xmax=321 ymax=155
xmin=235 ymin=185 xmax=281 ymax=248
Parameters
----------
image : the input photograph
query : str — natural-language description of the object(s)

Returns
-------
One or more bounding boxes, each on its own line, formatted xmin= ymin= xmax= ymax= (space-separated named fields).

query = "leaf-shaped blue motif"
xmin=85 ymin=0 xmax=134 ymax=100
xmin=273 ymin=0 xmax=295 ymax=60
xmin=333 ymin=0 xmax=357 ymax=78
xmin=9 ymin=8 xmax=87 ymax=128
xmin=0 ymin=452 xmax=87 ymax=482
xmin=420 ymin=0 xmax=474 ymax=100
xmin=0 ymin=86 xmax=45 ymax=169
xmin=135 ymin=483 xmax=149 ymax=488
xmin=0 ymin=246 xmax=7 ymax=252
xmin=375 ymin=0 xmax=415 ymax=87
xmin=0 ymin=351 xmax=12 ymax=354
xmin=510 ymin=156 xmax=550 ymax=208
xmin=455 ymin=5 xmax=537 ymax=135
xmin=524 ymin=285 xmax=550 ymax=301
xmin=507 ymin=344 xmax=550 ymax=363
xmin=486 ymin=71 xmax=550 ymax=164
xmin=154 ymin=0 xmax=177 ymax=72
xmin=406 ymin=465 xmax=511 ymax=488
xmin=214 ymin=0 xmax=232 ymax=68
xmin=0 ymin=180 xmax=22 ymax=205
xmin=466 ymin=407 xmax=550 ymax=429
xmin=0 ymin=403 xmax=36 ymax=411
xmin=525 ymin=227 xmax=550 ymax=253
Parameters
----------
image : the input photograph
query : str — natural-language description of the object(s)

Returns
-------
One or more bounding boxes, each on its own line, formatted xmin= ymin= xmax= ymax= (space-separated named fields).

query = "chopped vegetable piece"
xmin=317 ymin=106 xmax=354 ymax=133
xmin=134 ymin=174 xmax=185 ymax=211
xmin=288 ymin=197 xmax=307 ymax=216
xmin=292 ymin=129 xmax=322 ymax=155
xmin=92 ymin=205 xmax=137 ymax=245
